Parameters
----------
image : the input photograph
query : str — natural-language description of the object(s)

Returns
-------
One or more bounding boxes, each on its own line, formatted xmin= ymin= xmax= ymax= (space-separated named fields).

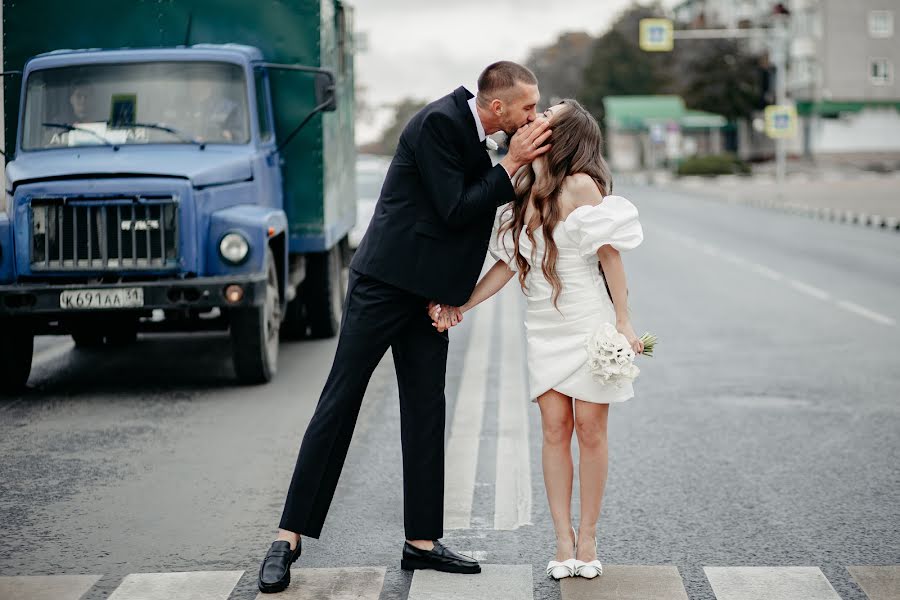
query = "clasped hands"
xmin=426 ymin=301 xmax=463 ymax=333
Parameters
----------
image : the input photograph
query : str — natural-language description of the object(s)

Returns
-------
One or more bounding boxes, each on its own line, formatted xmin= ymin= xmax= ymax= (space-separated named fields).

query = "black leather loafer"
xmin=258 ymin=539 xmax=302 ymax=593
xmin=400 ymin=540 xmax=481 ymax=574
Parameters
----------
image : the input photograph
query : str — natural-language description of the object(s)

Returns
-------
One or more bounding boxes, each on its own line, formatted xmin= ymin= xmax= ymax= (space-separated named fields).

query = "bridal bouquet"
xmin=585 ymin=324 xmax=657 ymax=387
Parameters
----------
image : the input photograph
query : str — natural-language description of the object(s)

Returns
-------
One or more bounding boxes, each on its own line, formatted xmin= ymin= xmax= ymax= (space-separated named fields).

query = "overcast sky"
xmin=351 ymin=0 xmax=678 ymax=143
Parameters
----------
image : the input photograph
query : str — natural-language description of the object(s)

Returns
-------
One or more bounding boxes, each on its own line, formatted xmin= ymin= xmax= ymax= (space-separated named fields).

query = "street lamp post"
xmin=772 ymin=14 xmax=789 ymax=186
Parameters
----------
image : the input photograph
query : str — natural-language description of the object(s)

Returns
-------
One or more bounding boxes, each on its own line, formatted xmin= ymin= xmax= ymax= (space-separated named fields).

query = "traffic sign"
xmin=640 ymin=18 xmax=674 ymax=52
xmin=764 ymin=104 xmax=797 ymax=139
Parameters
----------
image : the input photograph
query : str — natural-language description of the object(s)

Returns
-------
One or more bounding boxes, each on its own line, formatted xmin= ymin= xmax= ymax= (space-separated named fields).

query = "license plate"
xmin=59 ymin=288 xmax=144 ymax=310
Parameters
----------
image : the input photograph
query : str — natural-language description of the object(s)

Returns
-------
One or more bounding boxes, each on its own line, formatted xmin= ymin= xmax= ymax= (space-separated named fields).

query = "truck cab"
xmin=1 ymin=0 xmax=356 ymax=395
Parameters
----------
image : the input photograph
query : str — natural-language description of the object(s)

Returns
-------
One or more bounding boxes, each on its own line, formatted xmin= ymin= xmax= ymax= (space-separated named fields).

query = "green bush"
xmin=676 ymin=154 xmax=751 ymax=176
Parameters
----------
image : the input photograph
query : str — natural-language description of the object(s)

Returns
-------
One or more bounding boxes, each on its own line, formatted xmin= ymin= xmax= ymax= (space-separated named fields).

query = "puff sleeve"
xmin=562 ymin=195 xmax=643 ymax=260
xmin=488 ymin=207 xmax=519 ymax=272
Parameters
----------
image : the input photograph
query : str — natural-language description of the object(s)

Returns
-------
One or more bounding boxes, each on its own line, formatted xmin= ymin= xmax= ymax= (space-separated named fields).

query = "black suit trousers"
xmin=279 ymin=269 xmax=449 ymax=540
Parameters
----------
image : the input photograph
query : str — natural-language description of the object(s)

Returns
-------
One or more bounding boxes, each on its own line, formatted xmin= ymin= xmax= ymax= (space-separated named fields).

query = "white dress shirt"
xmin=467 ymin=95 xmax=487 ymax=143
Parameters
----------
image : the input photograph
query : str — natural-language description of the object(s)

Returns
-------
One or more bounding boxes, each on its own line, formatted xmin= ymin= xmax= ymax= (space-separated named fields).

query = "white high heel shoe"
xmin=546 ymin=527 xmax=577 ymax=580
xmin=574 ymin=535 xmax=603 ymax=579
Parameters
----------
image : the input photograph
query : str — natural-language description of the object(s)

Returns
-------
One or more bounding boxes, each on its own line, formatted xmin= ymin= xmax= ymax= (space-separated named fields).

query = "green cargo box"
xmin=2 ymin=0 xmax=356 ymax=253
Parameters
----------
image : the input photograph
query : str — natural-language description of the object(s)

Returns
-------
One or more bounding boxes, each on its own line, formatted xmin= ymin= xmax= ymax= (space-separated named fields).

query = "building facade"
xmin=790 ymin=0 xmax=900 ymax=154
xmin=673 ymin=0 xmax=900 ymax=157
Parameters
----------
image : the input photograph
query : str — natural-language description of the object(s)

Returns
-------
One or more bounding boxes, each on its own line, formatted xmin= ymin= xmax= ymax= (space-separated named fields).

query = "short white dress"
xmin=489 ymin=195 xmax=644 ymax=404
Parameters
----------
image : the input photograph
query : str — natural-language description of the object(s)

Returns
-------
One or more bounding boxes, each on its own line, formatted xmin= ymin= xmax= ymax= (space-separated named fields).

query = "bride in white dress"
xmin=431 ymin=99 xmax=644 ymax=581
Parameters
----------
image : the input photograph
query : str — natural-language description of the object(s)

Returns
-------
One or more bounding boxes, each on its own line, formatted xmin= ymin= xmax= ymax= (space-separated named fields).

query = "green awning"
xmin=796 ymin=100 xmax=900 ymax=116
xmin=682 ymin=109 xmax=728 ymax=129
xmin=603 ymin=95 xmax=727 ymax=131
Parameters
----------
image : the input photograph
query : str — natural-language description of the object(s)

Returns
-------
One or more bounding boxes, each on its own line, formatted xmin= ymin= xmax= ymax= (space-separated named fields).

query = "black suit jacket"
xmin=350 ymin=87 xmax=516 ymax=306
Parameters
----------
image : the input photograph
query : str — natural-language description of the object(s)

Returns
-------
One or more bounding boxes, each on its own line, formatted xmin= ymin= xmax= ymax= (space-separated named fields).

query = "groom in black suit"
xmin=259 ymin=61 xmax=552 ymax=593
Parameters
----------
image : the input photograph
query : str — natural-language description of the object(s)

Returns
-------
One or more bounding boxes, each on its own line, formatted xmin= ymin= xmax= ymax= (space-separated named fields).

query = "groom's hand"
xmin=427 ymin=301 xmax=463 ymax=332
xmin=500 ymin=119 xmax=552 ymax=177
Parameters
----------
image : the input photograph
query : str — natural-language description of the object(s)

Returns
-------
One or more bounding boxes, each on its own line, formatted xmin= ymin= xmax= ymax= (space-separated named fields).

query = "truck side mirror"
xmin=256 ymin=62 xmax=338 ymax=153
xmin=315 ymin=72 xmax=337 ymax=112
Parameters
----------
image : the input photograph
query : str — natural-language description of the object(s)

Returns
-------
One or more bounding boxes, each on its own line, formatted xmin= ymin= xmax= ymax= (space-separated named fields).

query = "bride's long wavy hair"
xmin=497 ymin=99 xmax=613 ymax=308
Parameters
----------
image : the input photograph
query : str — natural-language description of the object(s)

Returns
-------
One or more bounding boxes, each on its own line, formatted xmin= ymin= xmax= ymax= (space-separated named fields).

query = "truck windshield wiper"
xmin=42 ymin=122 xmax=113 ymax=146
xmin=128 ymin=122 xmax=205 ymax=148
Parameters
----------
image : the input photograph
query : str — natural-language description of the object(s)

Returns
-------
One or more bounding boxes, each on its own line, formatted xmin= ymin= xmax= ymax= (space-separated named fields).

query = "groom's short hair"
xmin=476 ymin=61 xmax=537 ymax=106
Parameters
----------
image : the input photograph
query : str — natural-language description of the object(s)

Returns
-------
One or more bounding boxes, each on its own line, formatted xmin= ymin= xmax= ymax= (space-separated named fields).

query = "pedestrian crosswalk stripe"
xmin=847 ymin=566 xmax=900 ymax=600
xmin=107 ymin=570 xmax=243 ymax=600
xmin=0 ymin=574 xmax=101 ymax=600
xmin=254 ymin=567 xmax=386 ymax=600
xmin=704 ymin=566 xmax=842 ymax=600
xmin=560 ymin=565 xmax=688 ymax=600
xmin=407 ymin=564 xmax=533 ymax=600
xmin=5 ymin=565 xmax=898 ymax=599
xmin=445 ymin=307 xmax=492 ymax=529
xmin=494 ymin=288 xmax=532 ymax=531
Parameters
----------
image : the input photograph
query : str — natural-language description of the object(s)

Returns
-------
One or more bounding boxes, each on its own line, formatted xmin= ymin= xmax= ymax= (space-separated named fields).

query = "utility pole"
xmin=640 ymin=13 xmax=795 ymax=186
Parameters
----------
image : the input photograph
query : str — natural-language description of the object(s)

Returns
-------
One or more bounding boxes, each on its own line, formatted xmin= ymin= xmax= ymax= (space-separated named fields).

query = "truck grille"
xmin=30 ymin=195 xmax=179 ymax=271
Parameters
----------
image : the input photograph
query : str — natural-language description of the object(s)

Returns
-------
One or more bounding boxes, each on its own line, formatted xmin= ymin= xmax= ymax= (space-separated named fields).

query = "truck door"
xmin=253 ymin=66 xmax=281 ymax=209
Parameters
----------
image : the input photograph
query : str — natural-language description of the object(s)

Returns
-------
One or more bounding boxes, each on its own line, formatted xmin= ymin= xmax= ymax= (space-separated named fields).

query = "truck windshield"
xmin=22 ymin=61 xmax=250 ymax=150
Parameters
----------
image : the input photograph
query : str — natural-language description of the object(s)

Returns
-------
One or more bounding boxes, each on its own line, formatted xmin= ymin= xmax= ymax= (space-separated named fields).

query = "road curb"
xmin=738 ymin=196 xmax=900 ymax=232
xmin=657 ymin=178 xmax=900 ymax=233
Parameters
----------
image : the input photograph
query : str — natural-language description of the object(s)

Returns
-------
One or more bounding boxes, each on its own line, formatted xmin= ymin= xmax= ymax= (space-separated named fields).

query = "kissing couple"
xmin=258 ymin=60 xmax=644 ymax=593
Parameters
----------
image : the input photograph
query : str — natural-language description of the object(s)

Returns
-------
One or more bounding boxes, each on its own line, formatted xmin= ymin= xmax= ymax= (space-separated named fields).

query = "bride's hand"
xmin=617 ymin=320 xmax=644 ymax=354
xmin=427 ymin=302 xmax=462 ymax=332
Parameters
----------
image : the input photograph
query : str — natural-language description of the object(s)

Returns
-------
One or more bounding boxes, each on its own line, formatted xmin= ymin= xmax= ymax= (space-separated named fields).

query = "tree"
xmin=578 ymin=4 xmax=672 ymax=121
xmin=579 ymin=29 xmax=669 ymax=121
xmin=358 ymin=97 xmax=427 ymax=156
xmin=675 ymin=39 xmax=765 ymax=121
xmin=526 ymin=32 xmax=595 ymax=104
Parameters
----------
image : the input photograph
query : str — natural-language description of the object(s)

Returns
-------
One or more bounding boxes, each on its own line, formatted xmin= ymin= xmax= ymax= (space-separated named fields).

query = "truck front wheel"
xmin=0 ymin=320 xmax=34 ymax=395
xmin=231 ymin=247 xmax=281 ymax=384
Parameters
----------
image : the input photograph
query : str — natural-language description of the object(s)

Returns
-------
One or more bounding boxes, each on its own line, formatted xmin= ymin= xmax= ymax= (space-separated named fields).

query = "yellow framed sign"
xmin=764 ymin=105 xmax=797 ymax=139
xmin=640 ymin=19 xmax=674 ymax=52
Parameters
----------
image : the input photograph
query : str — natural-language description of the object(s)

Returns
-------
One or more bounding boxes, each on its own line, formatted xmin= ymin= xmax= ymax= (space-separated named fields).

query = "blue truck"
xmin=0 ymin=0 xmax=356 ymax=392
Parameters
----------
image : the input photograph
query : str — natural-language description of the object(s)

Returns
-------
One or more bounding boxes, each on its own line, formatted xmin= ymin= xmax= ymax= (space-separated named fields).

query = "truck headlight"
xmin=219 ymin=232 xmax=250 ymax=265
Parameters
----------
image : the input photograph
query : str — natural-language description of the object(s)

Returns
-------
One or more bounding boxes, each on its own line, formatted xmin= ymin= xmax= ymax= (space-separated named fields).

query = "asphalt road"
xmin=0 ymin=184 xmax=897 ymax=600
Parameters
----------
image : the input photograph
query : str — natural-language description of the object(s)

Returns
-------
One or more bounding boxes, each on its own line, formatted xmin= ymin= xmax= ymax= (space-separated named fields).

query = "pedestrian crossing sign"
xmin=640 ymin=19 xmax=674 ymax=52
xmin=764 ymin=105 xmax=797 ymax=139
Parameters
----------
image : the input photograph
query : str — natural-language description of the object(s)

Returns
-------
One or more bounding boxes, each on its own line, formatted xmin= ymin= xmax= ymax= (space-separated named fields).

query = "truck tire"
xmin=305 ymin=244 xmax=346 ymax=339
xmin=231 ymin=247 xmax=281 ymax=384
xmin=0 ymin=320 xmax=34 ymax=395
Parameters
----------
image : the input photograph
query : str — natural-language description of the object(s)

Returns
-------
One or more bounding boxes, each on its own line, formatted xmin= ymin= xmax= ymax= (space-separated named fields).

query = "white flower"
xmin=585 ymin=322 xmax=641 ymax=386
xmin=485 ymin=137 xmax=499 ymax=151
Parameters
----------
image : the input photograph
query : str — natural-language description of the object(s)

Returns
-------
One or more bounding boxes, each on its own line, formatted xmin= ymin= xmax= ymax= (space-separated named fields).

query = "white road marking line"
xmin=788 ymin=279 xmax=831 ymax=301
xmin=719 ymin=251 xmax=750 ymax=266
xmin=847 ymin=566 xmax=900 ymax=600
xmin=836 ymin=301 xmax=897 ymax=326
xmin=700 ymin=243 xmax=720 ymax=256
xmin=0 ymin=575 xmax=102 ymax=600
xmin=408 ymin=565 xmax=533 ymax=600
xmin=108 ymin=571 xmax=243 ymax=600
xmin=444 ymin=307 xmax=492 ymax=529
xmin=494 ymin=289 xmax=532 ymax=531
xmin=560 ymin=565 xmax=689 ymax=600
xmin=276 ymin=567 xmax=386 ymax=600
xmin=459 ymin=550 xmax=489 ymax=561
xmin=748 ymin=262 xmax=784 ymax=281
xmin=32 ymin=340 xmax=75 ymax=366
xmin=704 ymin=566 xmax=842 ymax=600
xmin=654 ymin=225 xmax=896 ymax=328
